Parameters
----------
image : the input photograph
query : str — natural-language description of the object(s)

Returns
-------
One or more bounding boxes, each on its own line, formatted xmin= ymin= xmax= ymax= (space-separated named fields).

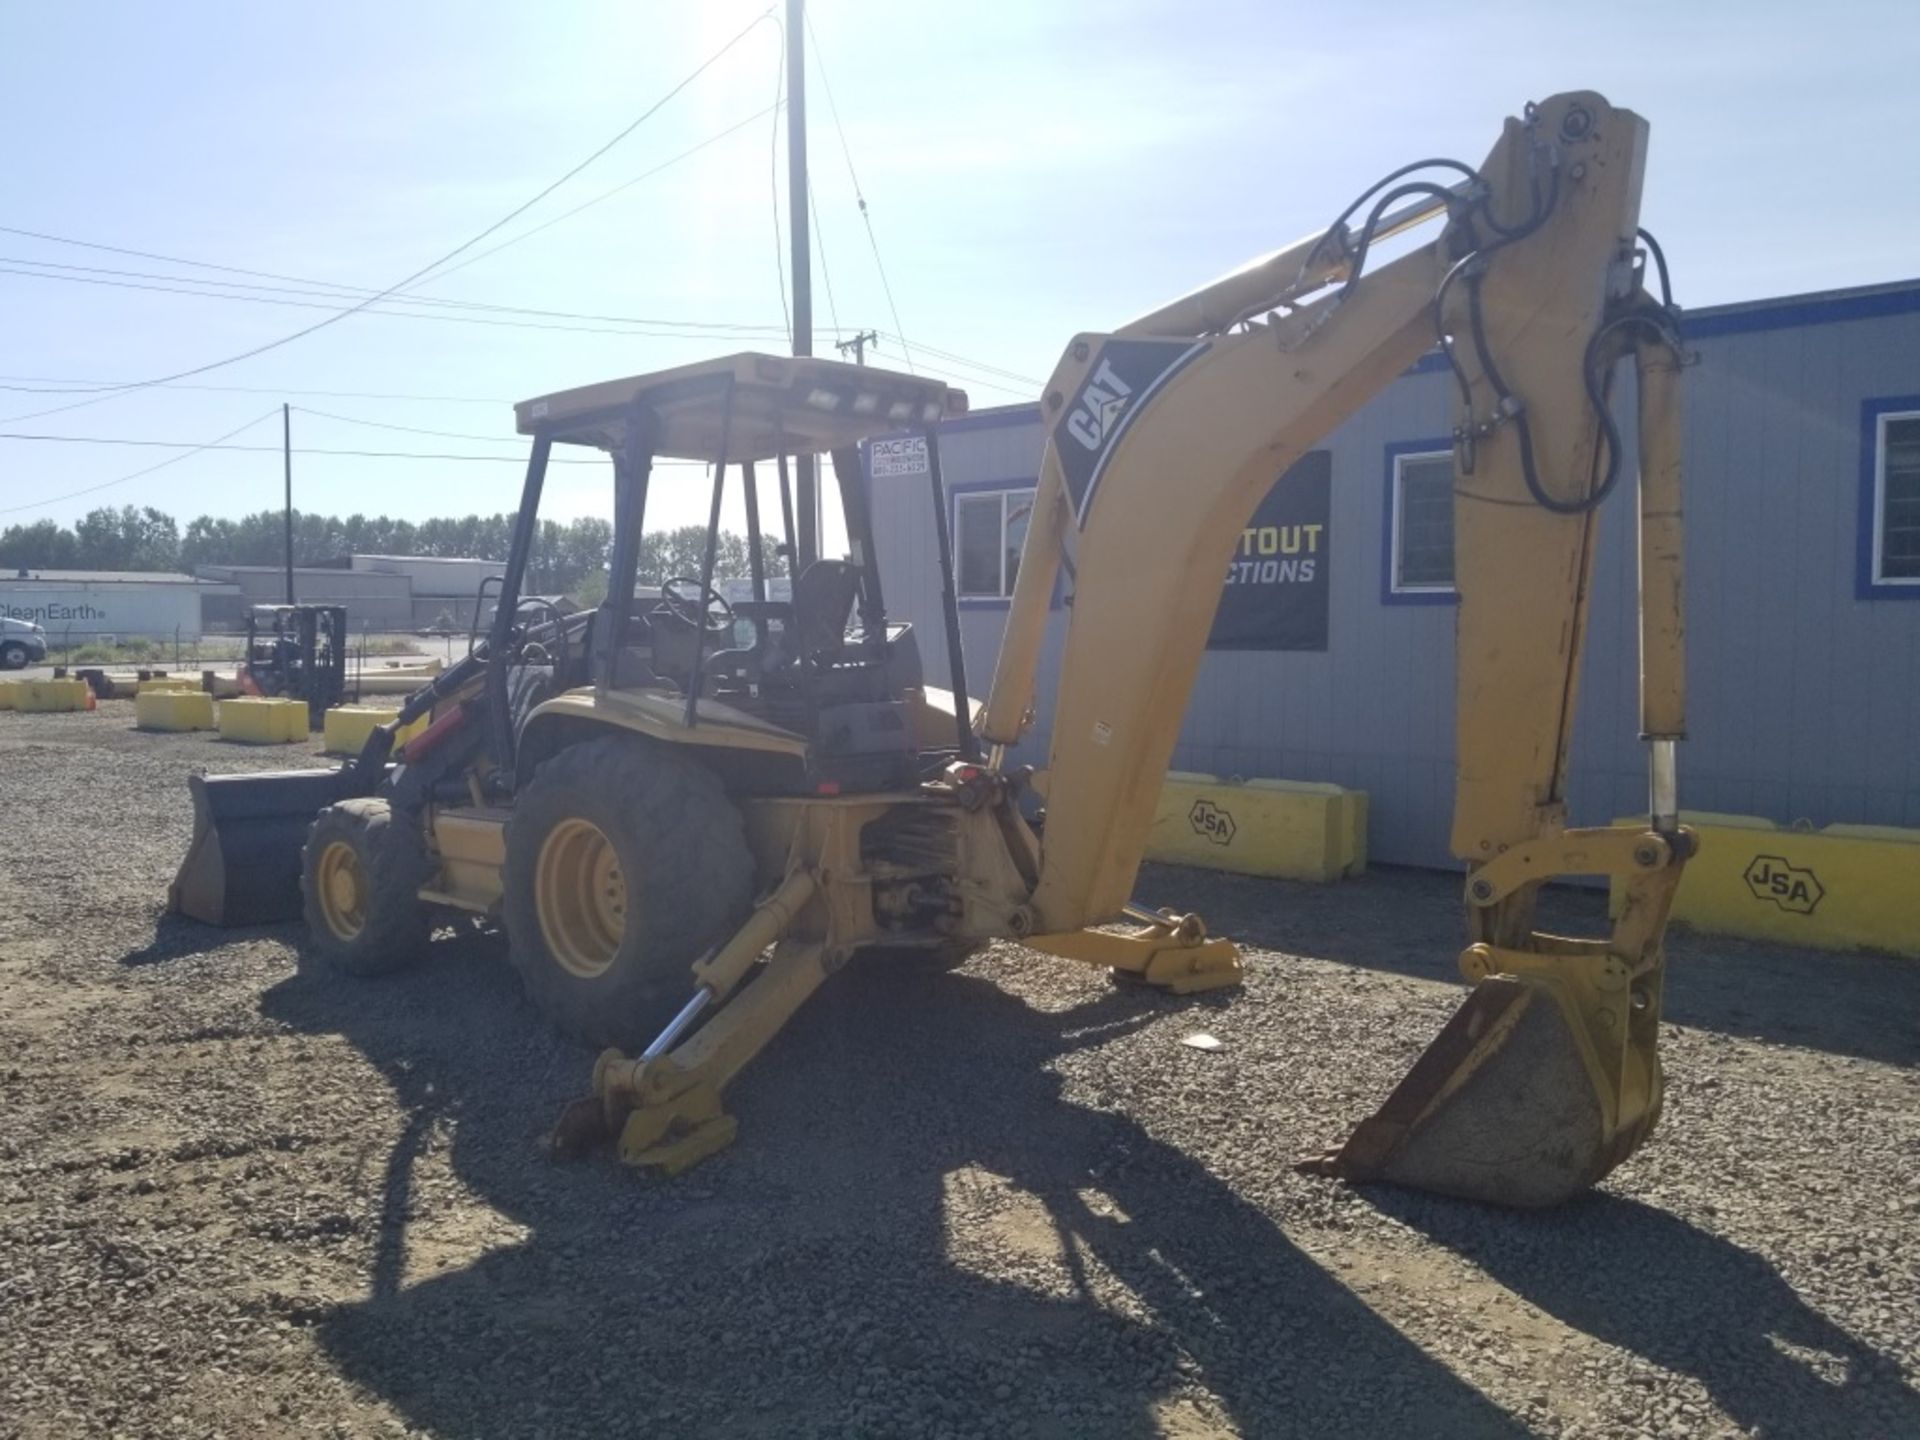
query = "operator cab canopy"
xmin=513 ymin=351 xmax=967 ymax=459
xmin=504 ymin=351 xmax=978 ymax=791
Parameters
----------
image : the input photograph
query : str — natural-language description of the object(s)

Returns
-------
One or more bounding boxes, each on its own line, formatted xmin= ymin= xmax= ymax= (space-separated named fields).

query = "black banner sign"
xmin=1207 ymin=449 xmax=1331 ymax=652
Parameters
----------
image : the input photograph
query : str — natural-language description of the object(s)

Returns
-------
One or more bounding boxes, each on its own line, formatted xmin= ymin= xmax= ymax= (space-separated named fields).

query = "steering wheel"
xmin=513 ymin=595 xmax=570 ymax=670
xmin=661 ymin=576 xmax=736 ymax=633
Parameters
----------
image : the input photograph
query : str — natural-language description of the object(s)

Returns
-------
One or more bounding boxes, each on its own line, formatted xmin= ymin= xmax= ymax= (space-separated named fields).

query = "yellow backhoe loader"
xmin=174 ymin=90 xmax=1692 ymax=1207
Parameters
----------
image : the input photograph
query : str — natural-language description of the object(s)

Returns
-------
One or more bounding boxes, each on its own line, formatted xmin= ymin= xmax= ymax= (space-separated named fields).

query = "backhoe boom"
xmin=986 ymin=91 xmax=1694 ymax=1206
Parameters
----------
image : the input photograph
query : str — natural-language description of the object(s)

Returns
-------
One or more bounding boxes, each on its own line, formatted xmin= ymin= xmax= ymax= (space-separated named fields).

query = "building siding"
xmin=195 ymin=566 xmax=415 ymax=631
xmin=868 ymin=281 xmax=1920 ymax=869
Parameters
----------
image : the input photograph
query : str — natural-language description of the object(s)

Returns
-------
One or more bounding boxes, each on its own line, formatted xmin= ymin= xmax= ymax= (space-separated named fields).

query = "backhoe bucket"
xmin=170 ymin=769 xmax=351 ymax=926
xmin=1303 ymin=968 xmax=1662 ymax=1209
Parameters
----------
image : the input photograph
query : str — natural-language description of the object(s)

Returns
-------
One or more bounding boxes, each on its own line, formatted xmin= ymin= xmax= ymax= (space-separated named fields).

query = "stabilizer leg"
xmin=552 ymin=935 xmax=834 ymax=1175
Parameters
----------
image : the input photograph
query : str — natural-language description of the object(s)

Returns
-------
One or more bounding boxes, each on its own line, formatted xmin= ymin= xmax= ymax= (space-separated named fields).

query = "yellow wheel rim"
xmin=534 ymin=817 xmax=628 ymax=979
xmin=315 ymin=839 xmax=368 ymax=942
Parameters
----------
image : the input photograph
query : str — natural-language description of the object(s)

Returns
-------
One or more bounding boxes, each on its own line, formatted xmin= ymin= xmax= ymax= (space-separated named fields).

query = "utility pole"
xmin=786 ymin=0 xmax=818 ymax=567
xmin=836 ymin=329 xmax=879 ymax=366
xmin=282 ymin=402 xmax=295 ymax=604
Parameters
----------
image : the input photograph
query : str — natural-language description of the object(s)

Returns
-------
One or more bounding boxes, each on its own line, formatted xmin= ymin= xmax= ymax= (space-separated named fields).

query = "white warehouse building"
xmin=0 ymin=569 xmax=238 ymax=644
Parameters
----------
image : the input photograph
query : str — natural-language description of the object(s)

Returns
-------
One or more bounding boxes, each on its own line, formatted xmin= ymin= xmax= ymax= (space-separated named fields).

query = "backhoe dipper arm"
xmin=989 ymin=92 xmax=1657 ymax=928
xmin=985 ymin=92 xmax=1694 ymax=1206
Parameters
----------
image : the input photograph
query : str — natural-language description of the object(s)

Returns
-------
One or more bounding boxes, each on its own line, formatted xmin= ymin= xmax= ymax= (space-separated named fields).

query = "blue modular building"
xmin=865 ymin=279 xmax=1920 ymax=869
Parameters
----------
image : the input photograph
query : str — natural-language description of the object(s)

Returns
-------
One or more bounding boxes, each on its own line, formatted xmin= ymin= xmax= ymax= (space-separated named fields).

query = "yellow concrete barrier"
xmin=136 ymin=676 xmax=199 ymax=694
xmin=219 ymin=696 xmax=309 ymax=744
xmin=1611 ymin=811 xmax=1920 ymax=959
xmin=321 ymin=704 xmax=427 ymax=757
xmin=0 ymin=680 xmax=17 ymax=710
xmin=1147 ymin=771 xmax=1367 ymax=882
xmin=136 ymin=688 xmax=216 ymax=732
xmin=15 ymin=678 xmax=91 ymax=713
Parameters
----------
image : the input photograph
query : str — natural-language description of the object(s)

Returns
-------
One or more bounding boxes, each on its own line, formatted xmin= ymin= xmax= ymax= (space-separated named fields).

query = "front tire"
xmin=301 ymin=799 xmax=432 ymax=976
xmin=0 ymin=642 xmax=28 ymax=670
xmin=503 ymin=736 xmax=754 ymax=1049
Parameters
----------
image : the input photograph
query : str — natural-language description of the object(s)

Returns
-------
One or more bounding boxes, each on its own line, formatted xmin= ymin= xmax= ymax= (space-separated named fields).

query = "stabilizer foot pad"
xmin=619 ymin=1113 xmax=739 ymax=1176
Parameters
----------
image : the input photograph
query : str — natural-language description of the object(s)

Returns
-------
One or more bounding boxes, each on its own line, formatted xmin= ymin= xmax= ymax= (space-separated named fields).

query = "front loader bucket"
xmin=1303 ymin=970 xmax=1662 ymax=1209
xmin=170 ymin=769 xmax=351 ymax=926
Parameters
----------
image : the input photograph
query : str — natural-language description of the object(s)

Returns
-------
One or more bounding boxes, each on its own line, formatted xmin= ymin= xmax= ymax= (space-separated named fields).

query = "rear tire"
xmin=503 ymin=735 xmax=754 ymax=1049
xmin=0 ymin=642 xmax=28 ymax=670
xmin=301 ymin=799 xmax=432 ymax=976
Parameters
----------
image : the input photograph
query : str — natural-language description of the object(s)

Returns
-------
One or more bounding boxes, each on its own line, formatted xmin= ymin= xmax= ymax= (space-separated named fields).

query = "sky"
xmin=3 ymin=0 xmax=1918 ymax=545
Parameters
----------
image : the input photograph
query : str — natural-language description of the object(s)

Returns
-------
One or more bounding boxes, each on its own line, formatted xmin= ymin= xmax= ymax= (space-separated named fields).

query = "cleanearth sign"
xmin=0 ymin=582 xmax=203 ymax=640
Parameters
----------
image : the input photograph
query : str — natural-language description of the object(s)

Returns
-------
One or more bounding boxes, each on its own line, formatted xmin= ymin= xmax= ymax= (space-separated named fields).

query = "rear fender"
xmin=515 ymin=687 xmax=809 ymax=793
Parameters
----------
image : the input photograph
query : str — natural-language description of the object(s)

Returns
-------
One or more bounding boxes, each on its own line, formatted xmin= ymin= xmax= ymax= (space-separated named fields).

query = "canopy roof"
xmin=514 ymin=352 xmax=970 ymax=462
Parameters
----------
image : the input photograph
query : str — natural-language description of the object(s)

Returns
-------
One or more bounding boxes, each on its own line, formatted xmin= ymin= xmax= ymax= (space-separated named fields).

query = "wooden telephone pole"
xmin=836 ymin=329 xmax=879 ymax=365
xmin=786 ymin=0 xmax=818 ymax=567
xmin=282 ymin=403 xmax=295 ymax=604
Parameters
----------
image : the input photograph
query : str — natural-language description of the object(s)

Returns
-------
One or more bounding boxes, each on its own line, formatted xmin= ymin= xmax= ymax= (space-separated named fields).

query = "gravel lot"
xmin=2 ymin=702 xmax=1916 ymax=1438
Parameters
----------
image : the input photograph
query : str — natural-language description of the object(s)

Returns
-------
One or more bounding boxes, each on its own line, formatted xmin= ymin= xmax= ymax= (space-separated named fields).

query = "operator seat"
xmin=644 ymin=603 xmax=706 ymax=687
xmin=791 ymin=559 xmax=860 ymax=667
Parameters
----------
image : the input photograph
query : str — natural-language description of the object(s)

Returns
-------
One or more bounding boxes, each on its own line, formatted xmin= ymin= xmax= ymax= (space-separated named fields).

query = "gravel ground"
xmin=1 ymin=702 xmax=1916 ymax=1439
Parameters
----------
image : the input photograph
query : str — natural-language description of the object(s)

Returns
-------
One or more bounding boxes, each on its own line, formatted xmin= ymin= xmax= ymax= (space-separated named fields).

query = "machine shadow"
xmin=1139 ymin=862 xmax=1920 ymax=1067
xmin=1367 ymin=1187 xmax=1920 ymax=1438
xmin=260 ymin=934 xmax=1530 ymax=1439
xmin=118 ymin=910 xmax=289 ymax=968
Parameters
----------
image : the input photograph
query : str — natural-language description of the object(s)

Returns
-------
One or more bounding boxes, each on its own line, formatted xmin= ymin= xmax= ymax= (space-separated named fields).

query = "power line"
xmin=0 ymin=430 xmax=605 ymax=462
xmin=0 ymin=410 xmax=279 ymax=516
xmin=409 ymin=103 xmax=783 ymax=290
xmin=805 ymin=10 xmax=913 ymax=373
xmin=809 ymin=175 xmax=844 ymax=339
xmin=0 ymin=254 xmax=795 ymax=332
xmin=291 ymin=406 xmax=524 ymax=445
xmin=768 ymin=16 xmax=791 ymax=341
xmin=0 ymin=428 xmax=713 ymax=469
xmin=875 ymin=332 xmax=1040 ymax=387
xmin=0 ymin=375 xmax=510 ymax=404
xmin=925 ymin=373 xmax=1032 ymax=402
xmin=0 ymin=264 xmax=794 ymax=346
xmin=1 ymin=289 xmax=1052 ymax=399
xmin=0 ymin=224 xmax=370 ymax=295
xmin=3 ymin=231 xmax=1038 ymax=396
xmin=2 ymin=5 xmax=777 ymax=426
xmin=2 ymin=257 xmax=1042 ymax=390
xmin=0 ymin=104 xmax=785 ymax=332
xmin=291 ymin=404 xmax=690 ymax=461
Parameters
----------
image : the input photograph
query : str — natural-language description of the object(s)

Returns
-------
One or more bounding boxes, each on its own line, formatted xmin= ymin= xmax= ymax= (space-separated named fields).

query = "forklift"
xmin=239 ymin=603 xmax=349 ymax=728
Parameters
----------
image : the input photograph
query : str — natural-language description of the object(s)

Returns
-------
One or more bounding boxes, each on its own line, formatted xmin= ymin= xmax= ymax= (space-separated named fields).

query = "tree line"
xmin=0 ymin=504 xmax=784 ymax=601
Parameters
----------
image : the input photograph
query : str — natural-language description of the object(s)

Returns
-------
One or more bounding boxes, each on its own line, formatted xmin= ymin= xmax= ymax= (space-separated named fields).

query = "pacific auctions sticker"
xmin=869 ymin=436 xmax=929 ymax=478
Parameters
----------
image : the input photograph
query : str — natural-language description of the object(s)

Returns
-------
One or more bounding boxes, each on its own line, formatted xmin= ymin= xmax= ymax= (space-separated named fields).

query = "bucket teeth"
xmin=1301 ymin=972 xmax=1660 ymax=1209
xmin=548 ymin=1095 xmax=617 ymax=1159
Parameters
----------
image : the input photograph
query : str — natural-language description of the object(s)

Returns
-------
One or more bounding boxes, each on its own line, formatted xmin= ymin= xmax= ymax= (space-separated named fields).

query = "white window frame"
xmin=953 ymin=487 xmax=1034 ymax=601
xmin=1390 ymin=450 xmax=1457 ymax=595
xmin=1872 ymin=408 xmax=1920 ymax=587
